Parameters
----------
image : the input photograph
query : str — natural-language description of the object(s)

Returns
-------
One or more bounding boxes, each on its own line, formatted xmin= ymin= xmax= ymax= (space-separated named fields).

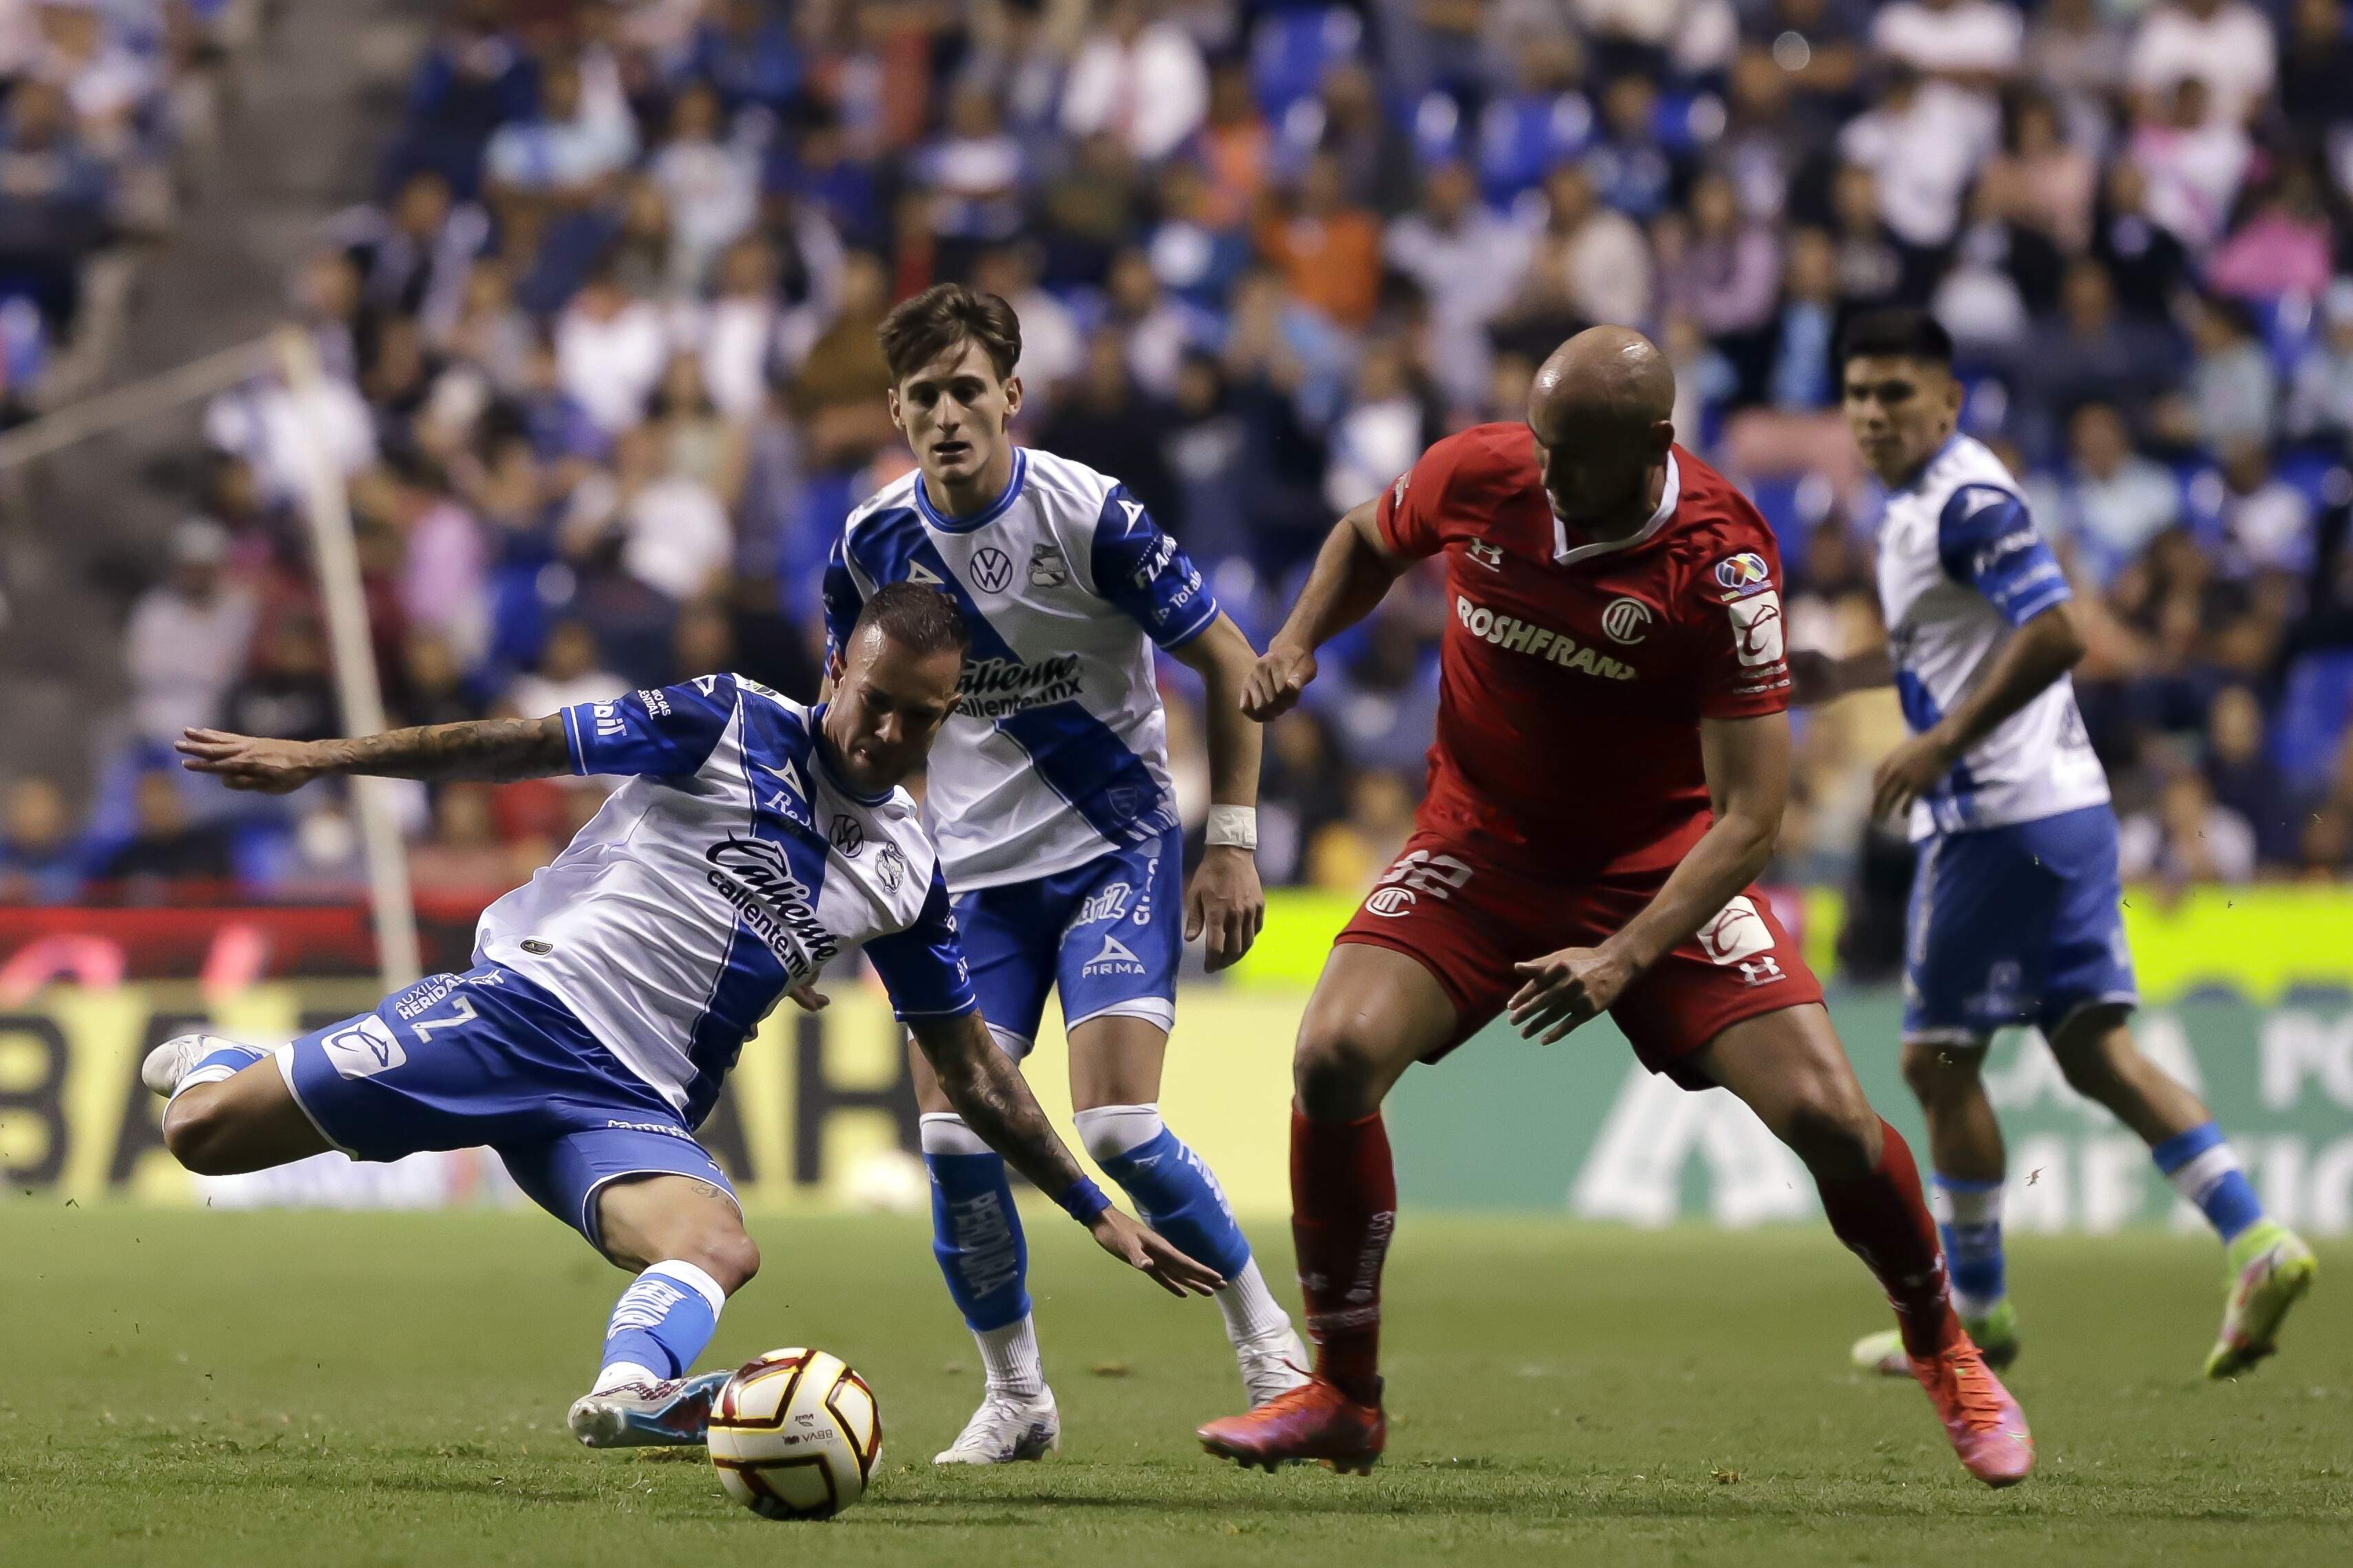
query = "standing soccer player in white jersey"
xmin=824 ymin=283 xmax=1308 ymax=1464
xmin=1793 ymin=310 xmax=2314 ymax=1379
xmin=141 ymin=585 xmax=1221 ymax=1449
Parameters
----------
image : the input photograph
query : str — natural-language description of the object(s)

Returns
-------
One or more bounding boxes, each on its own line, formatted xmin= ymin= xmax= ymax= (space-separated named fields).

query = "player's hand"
xmin=1872 ymin=731 xmax=1959 ymax=821
xmin=175 ymin=729 xmax=330 ymax=794
xmin=1240 ymin=643 xmax=1318 ymax=721
xmin=1185 ymin=845 xmax=1264 ymax=972
xmin=1508 ymin=945 xmax=1635 ymax=1044
xmin=1087 ymin=1207 xmax=1225 ymax=1297
xmin=785 ymin=982 xmax=829 ymax=1011
xmin=1786 ymin=649 xmax=1841 ymax=707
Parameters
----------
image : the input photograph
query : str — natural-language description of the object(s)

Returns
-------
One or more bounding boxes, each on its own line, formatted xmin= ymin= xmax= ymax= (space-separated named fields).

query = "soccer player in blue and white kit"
xmin=824 ymin=284 xmax=1308 ymax=1463
xmin=143 ymin=584 xmax=1220 ymax=1447
xmin=1795 ymin=310 xmax=2315 ymax=1379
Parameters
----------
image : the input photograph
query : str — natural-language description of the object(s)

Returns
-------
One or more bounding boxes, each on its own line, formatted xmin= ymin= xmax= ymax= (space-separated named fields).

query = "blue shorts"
xmin=1903 ymin=804 xmax=2140 ymax=1045
xmin=951 ymin=827 xmax=1182 ymax=1057
xmin=278 ymin=964 xmax=736 ymax=1248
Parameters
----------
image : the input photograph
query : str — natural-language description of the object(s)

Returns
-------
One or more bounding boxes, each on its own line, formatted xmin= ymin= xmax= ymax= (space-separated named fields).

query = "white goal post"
xmin=0 ymin=330 xmax=422 ymax=993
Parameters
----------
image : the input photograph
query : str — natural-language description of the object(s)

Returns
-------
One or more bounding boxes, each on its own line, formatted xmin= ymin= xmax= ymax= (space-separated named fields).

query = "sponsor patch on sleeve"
xmin=1727 ymin=590 xmax=1785 ymax=669
xmin=1713 ymin=551 xmax=1773 ymax=599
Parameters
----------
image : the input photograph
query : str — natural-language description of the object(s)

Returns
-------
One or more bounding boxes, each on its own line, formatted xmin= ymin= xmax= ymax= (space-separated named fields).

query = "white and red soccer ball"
xmin=707 ymin=1348 xmax=882 ymax=1521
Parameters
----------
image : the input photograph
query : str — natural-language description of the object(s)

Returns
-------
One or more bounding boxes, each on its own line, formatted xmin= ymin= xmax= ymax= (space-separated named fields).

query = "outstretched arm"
xmin=1871 ymin=603 xmax=2085 ymax=819
xmin=1242 ymin=498 xmax=1411 ymax=720
xmin=908 ymin=1010 xmax=1224 ymax=1297
xmin=1508 ymin=713 xmax=1789 ymax=1042
xmin=176 ymin=716 xmax=571 ymax=793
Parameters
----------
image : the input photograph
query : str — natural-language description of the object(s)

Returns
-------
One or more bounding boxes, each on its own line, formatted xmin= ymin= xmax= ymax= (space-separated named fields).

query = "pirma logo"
xmin=970 ymin=547 xmax=1014 ymax=593
xmin=321 ymin=1015 xmax=406 ymax=1080
xmin=1083 ymin=933 xmax=1148 ymax=975
xmin=1601 ymin=597 xmax=1653 ymax=644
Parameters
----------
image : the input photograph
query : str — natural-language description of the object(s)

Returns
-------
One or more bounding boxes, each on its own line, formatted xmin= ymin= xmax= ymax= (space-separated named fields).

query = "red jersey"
xmin=1375 ymin=423 xmax=1791 ymax=879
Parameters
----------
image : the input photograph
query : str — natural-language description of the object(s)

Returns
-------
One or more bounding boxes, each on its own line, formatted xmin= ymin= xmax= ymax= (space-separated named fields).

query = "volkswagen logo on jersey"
xmin=1713 ymin=552 xmax=1771 ymax=598
xmin=829 ymin=815 xmax=864 ymax=856
xmin=970 ymin=546 xmax=1014 ymax=593
xmin=875 ymin=843 xmax=906 ymax=890
xmin=1601 ymin=597 xmax=1653 ymax=645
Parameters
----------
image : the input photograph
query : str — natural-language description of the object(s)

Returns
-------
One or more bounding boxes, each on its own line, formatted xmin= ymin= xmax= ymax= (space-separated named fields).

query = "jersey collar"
xmin=807 ymin=704 xmax=895 ymax=807
xmin=1551 ymin=452 xmax=1680 ymax=567
xmin=914 ymin=447 xmax=1028 ymax=533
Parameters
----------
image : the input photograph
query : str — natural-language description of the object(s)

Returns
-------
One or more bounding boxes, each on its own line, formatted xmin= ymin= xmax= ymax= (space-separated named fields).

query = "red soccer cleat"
xmin=1910 ymin=1332 xmax=2034 ymax=1488
xmin=1197 ymin=1375 xmax=1385 ymax=1474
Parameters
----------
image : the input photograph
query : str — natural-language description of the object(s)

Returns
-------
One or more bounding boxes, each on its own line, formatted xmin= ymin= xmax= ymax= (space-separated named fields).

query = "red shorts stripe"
xmin=1334 ymin=831 xmax=1823 ymax=1086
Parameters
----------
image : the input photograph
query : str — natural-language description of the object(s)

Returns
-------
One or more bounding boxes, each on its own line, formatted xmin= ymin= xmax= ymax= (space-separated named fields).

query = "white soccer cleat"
xmin=140 ymin=1034 xmax=246 ymax=1098
xmin=1237 ymin=1325 xmax=1312 ymax=1408
xmin=933 ymin=1387 xmax=1060 ymax=1465
xmin=566 ymin=1369 xmax=733 ymax=1448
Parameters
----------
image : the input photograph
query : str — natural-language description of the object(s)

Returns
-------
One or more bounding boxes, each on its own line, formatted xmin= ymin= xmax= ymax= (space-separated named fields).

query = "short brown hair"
xmin=851 ymin=581 xmax=970 ymax=660
xmin=876 ymin=283 xmax=1022 ymax=385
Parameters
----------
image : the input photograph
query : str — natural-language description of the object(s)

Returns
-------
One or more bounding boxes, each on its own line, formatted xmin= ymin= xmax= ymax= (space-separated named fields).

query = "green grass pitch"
xmin=3 ymin=1205 xmax=2347 ymax=1566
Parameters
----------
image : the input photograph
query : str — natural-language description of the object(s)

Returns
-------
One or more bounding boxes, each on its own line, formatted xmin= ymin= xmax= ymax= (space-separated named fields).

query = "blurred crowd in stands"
xmin=7 ymin=0 xmax=2353 ymax=954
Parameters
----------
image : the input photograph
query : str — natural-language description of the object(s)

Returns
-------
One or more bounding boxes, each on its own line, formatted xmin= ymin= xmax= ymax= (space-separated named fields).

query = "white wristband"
xmin=1204 ymin=805 xmax=1257 ymax=851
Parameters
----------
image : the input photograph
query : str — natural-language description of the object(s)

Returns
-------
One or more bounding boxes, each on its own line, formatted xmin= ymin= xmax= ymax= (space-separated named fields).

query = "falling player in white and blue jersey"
xmin=824 ymin=283 xmax=1308 ymax=1464
xmin=1793 ymin=310 xmax=2314 ymax=1379
xmin=145 ymin=585 xmax=1220 ymax=1448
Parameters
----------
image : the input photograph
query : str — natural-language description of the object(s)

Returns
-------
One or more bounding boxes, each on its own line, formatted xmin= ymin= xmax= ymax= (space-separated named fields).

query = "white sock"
xmin=975 ymin=1313 xmax=1045 ymax=1400
xmin=1215 ymin=1258 xmax=1297 ymax=1349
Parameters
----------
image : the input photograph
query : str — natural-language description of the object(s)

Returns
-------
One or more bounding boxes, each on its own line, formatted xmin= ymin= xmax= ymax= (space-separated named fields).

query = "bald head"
xmin=1531 ymin=325 xmax=1676 ymax=432
xmin=1528 ymin=326 xmax=1678 ymax=533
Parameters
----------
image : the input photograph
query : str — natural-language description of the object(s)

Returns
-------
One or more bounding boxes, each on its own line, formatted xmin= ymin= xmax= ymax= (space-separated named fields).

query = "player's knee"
xmin=161 ymin=1091 xmax=239 ymax=1176
xmin=688 ymin=1225 xmax=760 ymax=1296
xmin=1900 ymin=1039 xmax=1982 ymax=1108
xmin=1292 ymin=1023 xmax=1381 ymax=1118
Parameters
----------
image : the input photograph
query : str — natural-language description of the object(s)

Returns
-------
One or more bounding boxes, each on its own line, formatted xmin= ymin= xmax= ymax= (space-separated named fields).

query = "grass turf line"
xmin=2 ymin=1205 xmax=2347 ymax=1566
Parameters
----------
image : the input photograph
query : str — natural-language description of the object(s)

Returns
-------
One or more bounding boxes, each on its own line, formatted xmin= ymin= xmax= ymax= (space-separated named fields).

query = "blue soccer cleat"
xmin=566 ymin=1369 xmax=734 ymax=1448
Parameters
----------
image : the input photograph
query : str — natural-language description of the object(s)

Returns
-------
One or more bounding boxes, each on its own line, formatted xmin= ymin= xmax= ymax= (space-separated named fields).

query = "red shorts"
xmin=1334 ymin=830 xmax=1824 ymax=1087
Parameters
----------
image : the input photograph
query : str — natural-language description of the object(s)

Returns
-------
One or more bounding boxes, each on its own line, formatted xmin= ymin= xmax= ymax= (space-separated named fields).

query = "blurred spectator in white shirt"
xmin=557 ymin=267 xmax=668 ymax=433
xmin=484 ymin=53 xmax=637 ymax=200
xmin=562 ymin=422 xmax=730 ymax=605
xmin=2120 ymin=768 xmax=2256 ymax=884
xmin=124 ymin=519 xmax=255 ymax=745
xmin=1385 ymin=160 xmax=1530 ymax=411
xmin=649 ymin=80 xmax=758 ymax=293
xmin=2042 ymin=402 xmax=2181 ymax=588
xmin=1061 ymin=0 xmax=1207 ymax=164
xmin=2287 ymin=279 xmax=2353 ymax=442
xmin=504 ymin=619 xmax=626 ymax=718
xmin=2129 ymin=77 xmax=2248 ymax=253
xmin=2217 ymin=442 xmax=2314 ymax=579
xmin=2127 ymin=0 xmax=2275 ymax=127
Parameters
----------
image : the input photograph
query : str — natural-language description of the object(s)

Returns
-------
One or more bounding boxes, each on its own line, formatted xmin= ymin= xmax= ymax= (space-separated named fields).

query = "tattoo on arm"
xmin=324 ymin=715 xmax=570 ymax=783
xmin=915 ymin=1015 xmax=1089 ymax=1196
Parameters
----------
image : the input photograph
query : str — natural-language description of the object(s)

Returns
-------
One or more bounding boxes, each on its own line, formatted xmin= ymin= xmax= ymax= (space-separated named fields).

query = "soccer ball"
xmin=708 ymin=1348 xmax=882 ymax=1521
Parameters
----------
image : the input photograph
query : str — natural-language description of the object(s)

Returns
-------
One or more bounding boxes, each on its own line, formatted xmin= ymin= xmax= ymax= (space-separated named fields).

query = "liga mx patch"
xmin=319 ymin=1015 xmax=406 ymax=1080
xmin=1714 ymin=552 xmax=1771 ymax=598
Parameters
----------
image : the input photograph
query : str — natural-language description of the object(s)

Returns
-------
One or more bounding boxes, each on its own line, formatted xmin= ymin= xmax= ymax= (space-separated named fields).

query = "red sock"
xmin=1816 ymin=1119 xmax=1956 ymax=1358
xmin=1289 ymin=1108 xmax=1395 ymax=1406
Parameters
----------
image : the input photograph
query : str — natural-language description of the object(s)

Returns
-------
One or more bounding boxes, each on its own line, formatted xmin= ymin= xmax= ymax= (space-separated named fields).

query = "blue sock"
xmin=2152 ymin=1122 xmax=2266 ymax=1243
xmin=1074 ymin=1104 xmax=1254 ymax=1280
xmin=921 ymin=1115 xmax=1032 ymax=1331
xmin=172 ymin=1039 xmax=271 ymax=1098
xmin=1930 ymin=1174 xmax=2005 ymax=1318
xmin=596 ymin=1260 xmax=725 ymax=1386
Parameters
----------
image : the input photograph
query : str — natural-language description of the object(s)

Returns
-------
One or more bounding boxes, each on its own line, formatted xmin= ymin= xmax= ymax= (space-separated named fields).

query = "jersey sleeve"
xmin=862 ymin=866 xmax=979 ymax=1020
xmin=1936 ymin=483 xmax=2072 ymax=627
xmin=1692 ymin=537 xmax=1793 ymax=720
xmin=1374 ymin=438 xmax=1460 ymax=559
xmin=1086 ymin=484 xmax=1219 ymax=649
xmin=562 ymin=676 xmax=738 ymax=777
xmin=820 ymin=534 xmax=865 ymax=664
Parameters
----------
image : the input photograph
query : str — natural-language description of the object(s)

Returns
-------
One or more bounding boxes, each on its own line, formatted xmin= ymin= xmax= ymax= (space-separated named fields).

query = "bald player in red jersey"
xmin=1195 ymin=327 xmax=2033 ymax=1488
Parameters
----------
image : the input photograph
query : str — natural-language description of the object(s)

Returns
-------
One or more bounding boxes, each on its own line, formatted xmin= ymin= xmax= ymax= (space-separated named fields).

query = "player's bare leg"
xmin=568 ymin=1175 xmax=759 ymax=1449
xmin=1853 ymin=1040 xmax=2018 ymax=1375
xmin=2047 ymin=1008 xmax=2315 ymax=1378
xmin=1197 ymin=943 xmax=1456 ymax=1473
xmin=1700 ymin=1005 xmax=2033 ymax=1488
xmin=1067 ymin=1015 xmax=1308 ymax=1407
xmin=146 ymin=1040 xmax=335 ymax=1174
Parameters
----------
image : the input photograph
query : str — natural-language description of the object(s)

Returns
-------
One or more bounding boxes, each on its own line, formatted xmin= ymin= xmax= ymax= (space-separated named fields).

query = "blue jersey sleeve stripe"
xmin=560 ymin=704 xmax=586 ymax=776
xmin=1156 ymin=597 xmax=1220 ymax=649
